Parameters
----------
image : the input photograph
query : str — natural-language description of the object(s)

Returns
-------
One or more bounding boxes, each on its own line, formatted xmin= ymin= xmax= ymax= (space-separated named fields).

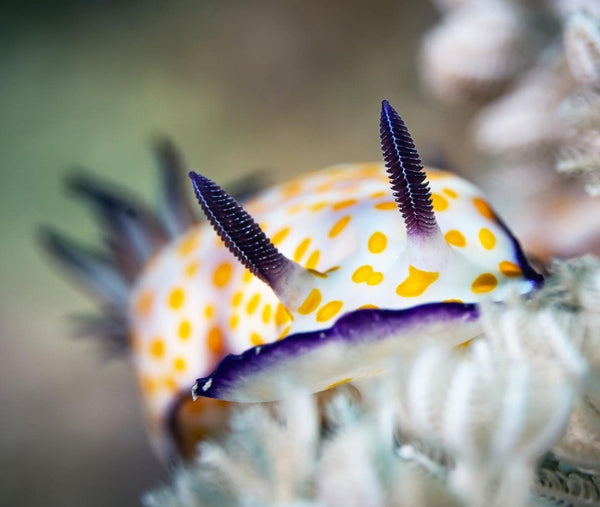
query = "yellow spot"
xmin=352 ymin=265 xmax=383 ymax=285
xmin=184 ymin=261 xmax=200 ymax=277
xmin=298 ymin=288 xmax=322 ymax=315
xmin=243 ymin=269 xmax=253 ymax=283
xmin=443 ymin=187 xmax=458 ymax=199
xmin=294 ymin=238 xmax=311 ymax=262
xmin=250 ymin=332 xmax=264 ymax=345
xmin=329 ymin=216 xmax=351 ymax=238
xmin=375 ymin=201 xmax=397 ymax=211
xmin=177 ymin=232 xmax=199 ymax=257
xmin=327 ymin=377 xmax=353 ymax=389
xmin=286 ymin=203 xmax=304 ymax=215
xmin=246 ymin=293 xmax=261 ymax=314
xmin=213 ymin=263 xmax=232 ymax=288
xmin=173 ymin=357 xmax=186 ymax=372
xmin=262 ymin=304 xmax=272 ymax=324
xmin=473 ymin=197 xmax=494 ymax=219
xmin=149 ymin=338 xmax=165 ymax=359
xmin=352 ymin=265 xmax=372 ymax=283
xmin=333 ymin=199 xmax=357 ymax=211
xmin=367 ymin=272 xmax=384 ymax=285
xmin=499 ymin=261 xmax=522 ymax=278
xmin=275 ymin=303 xmax=292 ymax=324
xmin=471 ymin=273 xmax=498 ymax=293
xmin=368 ymin=231 xmax=387 ymax=254
xmin=272 ymin=227 xmax=290 ymax=246
xmin=306 ymin=250 xmax=320 ymax=270
xmin=178 ymin=320 xmax=191 ymax=340
xmin=204 ymin=305 xmax=215 ymax=318
xmin=168 ymin=288 xmax=185 ymax=309
xmin=135 ymin=290 xmax=154 ymax=316
xmin=479 ymin=228 xmax=496 ymax=250
xmin=316 ymin=300 xmax=344 ymax=322
xmin=231 ymin=292 xmax=243 ymax=307
xmin=445 ymin=230 xmax=466 ymax=247
xmin=369 ymin=191 xmax=387 ymax=199
xmin=358 ymin=304 xmax=379 ymax=310
xmin=278 ymin=325 xmax=291 ymax=340
xmin=207 ymin=326 xmax=225 ymax=354
xmin=455 ymin=338 xmax=475 ymax=351
xmin=443 ymin=298 xmax=464 ymax=303
xmin=431 ymin=193 xmax=449 ymax=211
xmin=230 ymin=315 xmax=239 ymax=329
xmin=396 ymin=265 xmax=440 ymax=297
xmin=310 ymin=201 xmax=328 ymax=212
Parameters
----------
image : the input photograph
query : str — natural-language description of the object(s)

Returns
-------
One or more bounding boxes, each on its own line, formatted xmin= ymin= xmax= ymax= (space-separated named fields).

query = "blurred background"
xmin=0 ymin=1 xmax=452 ymax=505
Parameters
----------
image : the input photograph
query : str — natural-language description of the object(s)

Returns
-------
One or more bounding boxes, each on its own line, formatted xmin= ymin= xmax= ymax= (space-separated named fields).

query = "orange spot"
xmin=246 ymin=293 xmax=261 ymax=315
xmin=178 ymin=320 xmax=191 ymax=340
xmin=184 ymin=261 xmax=200 ymax=277
xmin=149 ymin=338 xmax=165 ymax=358
xmin=281 ymin=181 xmax=302 ymax=199
xmin=316 ymin=300 xmax=344 ymax=322
xmin=442 ymin=188 xmax=458 ymax=199
xmin=204 ymin=305 xmax=215 ymax=318
xmin=262 ymin=304 xmax=272 ymax=324
xmin=374 ymin=201 xmax=397 ymax=211
xmin=294 ymin=238 xmax=311 ymax=262
xmin=275 ymin=303 xmax=292 ymax=324
xmin=135 ymin=290 xmax=154 ymax=316
xmin=327 ymin=377 xmax=353 ymax=389
xmin=140 ymin=376 xmax=157 ymax=394
xmin=424 ymin=169 xmax=450 ymax=180
xmin=213 ymin=263 xmax=232 ymax=288
xmin=207 ymin=326 xmax=225 ymax=354
xmin=164 ymin=377 xmax=178 ymax=391
xmin=231 ymin=292 xmax=243 ymax=307
xmin=177 ymin=232 xmax=199 ymax=257
xmin=396 ymin=265 xmax=439 ymax=297
xmin=329 ymin=216 xmax=352 ymax=238
xmin=332 ymin=199 xmax=357 ymax=211
xmin=358 ymin=304 xmax=379 ymax=310
xmin=168 ymin=288 xmax=185 ymax=309
xmin=173 ymin=357 xmax=186 ymax=372
xmin=298 ymin=288 xmax=322 ymax=315
xmin=471 ymin=273 xmax=498 ymax=293
xmin=310 ymin=201 xmax=329 ymax=212
xmin=306 ymin=250 xmax=320 ymax=270
xmin=272 ymin=227 xmax=290 ymax=246
xmin=499 ymin=261 xmax=522 ymax=278
xmin=230 ymin=315 xmax=239 ymax=329
xmin=445 ymin=230 xmax=466 ymax=247
xmin=431 ymin=193 xmax=449 ymax=211
xmin=478 ymin=228 xmax=496 ymax=250
xmin=473 ymin=197 xmax=494 ymax=219
xmin=369 ymin=191 xmax=387 ymax=199
xmin=250 ymin=332 xmax=264 ymax=346
xmin=368 ymin=232 xmax=387 ymax=254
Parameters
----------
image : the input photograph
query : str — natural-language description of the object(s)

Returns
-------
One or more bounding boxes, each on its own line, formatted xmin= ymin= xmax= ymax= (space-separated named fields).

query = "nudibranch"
xmin=43 ymin=100 xmax=542 ymax=459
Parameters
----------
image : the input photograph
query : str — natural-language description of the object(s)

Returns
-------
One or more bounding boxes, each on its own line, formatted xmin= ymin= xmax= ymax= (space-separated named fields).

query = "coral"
xmin=144 ymin=256 xmax=600 ymax=507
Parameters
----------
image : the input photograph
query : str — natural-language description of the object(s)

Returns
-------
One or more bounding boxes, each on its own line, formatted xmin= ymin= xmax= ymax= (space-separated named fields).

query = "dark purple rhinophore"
xmin=189 ymin=172 xmax=297 ymax=291
xmin=379 ymin=100 xmax=438 ymax=238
